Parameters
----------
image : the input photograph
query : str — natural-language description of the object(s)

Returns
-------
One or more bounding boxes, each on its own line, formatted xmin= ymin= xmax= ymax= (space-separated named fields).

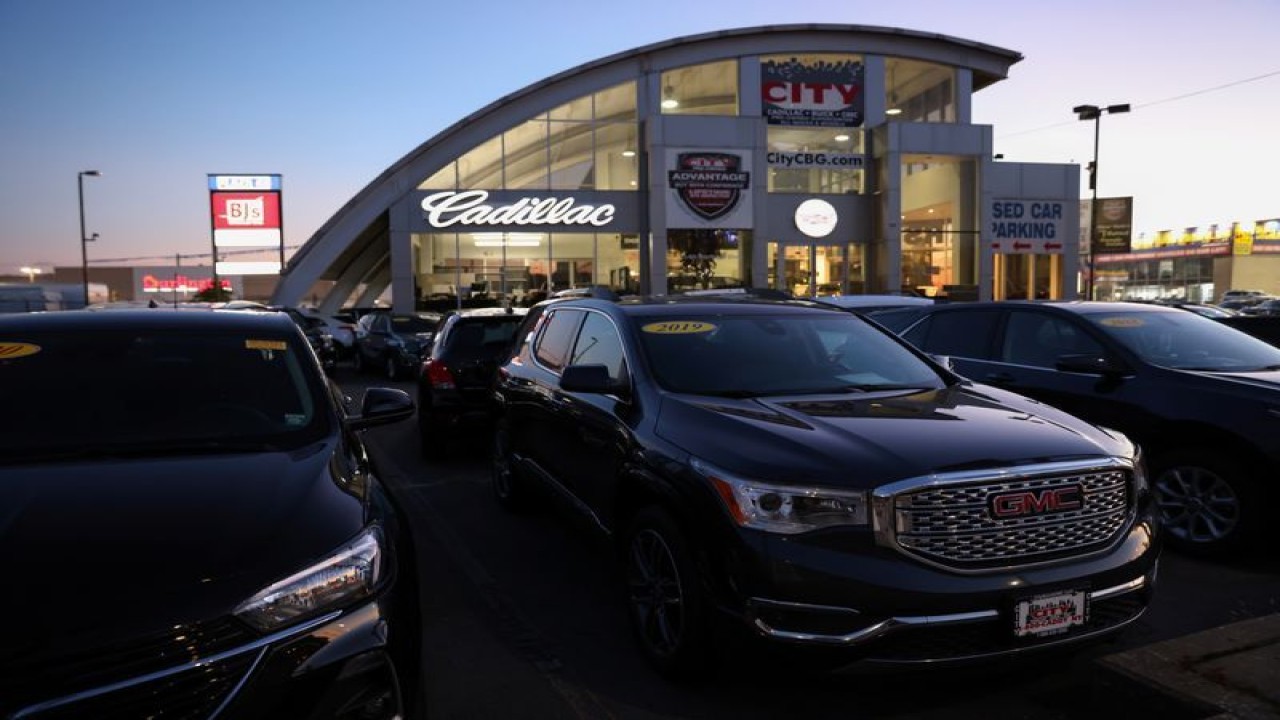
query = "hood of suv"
xmin=656 ymin=383 xmax=1127 ymax=488
xmin=0 ymin=441 xmax=365 ymax=667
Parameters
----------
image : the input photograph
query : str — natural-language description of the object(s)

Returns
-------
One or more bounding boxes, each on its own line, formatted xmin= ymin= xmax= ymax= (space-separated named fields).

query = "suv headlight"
xmin=234 ymin=526 xmax=384 ymax=632
xmin=693 ymin=458 xmax=868 ymax=534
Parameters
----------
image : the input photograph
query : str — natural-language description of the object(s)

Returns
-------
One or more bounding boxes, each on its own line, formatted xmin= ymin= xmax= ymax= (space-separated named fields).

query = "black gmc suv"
xmin=490 ymin=293 xmax=1158 ymax=678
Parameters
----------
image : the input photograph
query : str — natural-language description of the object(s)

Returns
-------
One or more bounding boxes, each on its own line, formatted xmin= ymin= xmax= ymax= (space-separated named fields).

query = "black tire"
xmin=623 ymin=506 xmax=713 ymax=681
xmin=353 ymin=349 xmax=368 ymax=374
xmin=1151 ymin=449 xmax=1260 ymax=557
xmin=490 ymin=421 xmax=531 ymax=511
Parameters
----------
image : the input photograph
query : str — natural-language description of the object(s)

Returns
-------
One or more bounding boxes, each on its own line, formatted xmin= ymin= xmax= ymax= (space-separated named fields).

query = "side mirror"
xmin=1055 ymin=353 xmax=1129 ymax=376
xmin=560 ymin=364 xmax=628 ymax=397
xmin=346 ymin=387 xmax=415 ymax=430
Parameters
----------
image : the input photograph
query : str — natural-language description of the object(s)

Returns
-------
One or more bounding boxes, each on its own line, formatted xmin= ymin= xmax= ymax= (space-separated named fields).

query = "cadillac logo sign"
xmin=668 ymin=152 xmax=750 ymax=221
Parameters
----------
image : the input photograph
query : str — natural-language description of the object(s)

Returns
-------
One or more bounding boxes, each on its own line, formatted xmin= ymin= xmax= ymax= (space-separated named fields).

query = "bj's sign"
xmin=761 ymin=58 xmax=864 ymax=127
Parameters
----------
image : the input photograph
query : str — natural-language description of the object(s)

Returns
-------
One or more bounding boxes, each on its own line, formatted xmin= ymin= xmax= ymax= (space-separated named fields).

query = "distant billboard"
xmin=208 ymin=174 xmax=283 ymax=276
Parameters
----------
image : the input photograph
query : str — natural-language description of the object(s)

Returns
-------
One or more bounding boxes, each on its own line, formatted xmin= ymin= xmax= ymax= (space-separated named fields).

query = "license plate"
xmin=1014 ymin=589 xmax=1088 ymax=638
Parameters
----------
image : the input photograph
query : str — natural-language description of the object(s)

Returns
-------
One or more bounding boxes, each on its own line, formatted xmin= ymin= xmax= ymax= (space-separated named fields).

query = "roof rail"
xmin=675 ymin=287 xmax=794 ymax=300
xmin=550 ymin=285 xmax=621 ymax=301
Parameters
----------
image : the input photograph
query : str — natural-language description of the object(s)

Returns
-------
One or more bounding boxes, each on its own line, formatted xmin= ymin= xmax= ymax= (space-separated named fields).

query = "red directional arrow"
xmin=1013 ymin=242 xmax=1032 ymax=250
xmin=1045 ymin=242 xmax=1063 ymax=250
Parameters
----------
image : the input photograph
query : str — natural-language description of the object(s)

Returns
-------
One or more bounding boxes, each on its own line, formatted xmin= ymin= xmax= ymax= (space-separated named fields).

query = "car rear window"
xmin=0 ymin=329 xmax=329 ymax=461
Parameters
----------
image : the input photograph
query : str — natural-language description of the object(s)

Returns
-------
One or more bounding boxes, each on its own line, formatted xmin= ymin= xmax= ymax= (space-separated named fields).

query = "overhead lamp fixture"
xmin=834 ymin=134 xmax=850 ymax=142
xmin=885 ymin=107 xmax=903 ymax=116
xmin=472 ymin=232 xmax=542 ymax=247
xmin=661 ymin=85 xmax=679 ymax=110
xmin=622 ymin=149 xmax=637 ymax=157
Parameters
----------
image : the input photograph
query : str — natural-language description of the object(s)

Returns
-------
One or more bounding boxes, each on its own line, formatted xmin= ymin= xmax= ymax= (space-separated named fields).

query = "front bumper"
xmin=713 ymin=509 xmax=1159 ymax=665
xmin=10 ymin=600 xmax=408 ymax=720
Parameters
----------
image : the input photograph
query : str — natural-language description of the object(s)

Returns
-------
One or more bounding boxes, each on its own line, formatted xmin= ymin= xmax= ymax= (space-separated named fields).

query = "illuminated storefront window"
xmin=419 ymin=82 xmax=639 ymax=192
xmin=900 ymin=155 xmax=977 ymax=297
xmin=885 ymin=57 xmax=955 ymax=123
xmin=660 ymin=60 xmax=738 ymax=116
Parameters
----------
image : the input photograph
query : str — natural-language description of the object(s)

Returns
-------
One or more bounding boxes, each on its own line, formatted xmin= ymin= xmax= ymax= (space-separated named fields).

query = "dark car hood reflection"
xmin=662 ymin=385 xmax=1123 ymax=487
xmin=0 ymin=441 xmax=363 ymax=666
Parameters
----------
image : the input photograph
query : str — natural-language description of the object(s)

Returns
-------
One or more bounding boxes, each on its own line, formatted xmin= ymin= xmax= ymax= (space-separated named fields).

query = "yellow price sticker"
xmin=641 ymin=321 xmax=717 ymax=335
xmin=0 ymin=342 xmax=41 ymax=359
xmin=245 ymin=339 xmax=288 ymax=351
xmin=1099 ymin=317 xmax=1144 ymax=328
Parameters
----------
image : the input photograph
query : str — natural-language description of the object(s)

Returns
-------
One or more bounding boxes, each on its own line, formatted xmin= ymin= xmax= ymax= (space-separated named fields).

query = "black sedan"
xmin=490 ymin=294 xmax=1157 ymax=679
xmin=896 ymin=300 xmax=1280 ymax=557
xmin=353 ymin=311 xmax=442 ymax=380
xmin=0 ymin=309 xmax=421 ymax=719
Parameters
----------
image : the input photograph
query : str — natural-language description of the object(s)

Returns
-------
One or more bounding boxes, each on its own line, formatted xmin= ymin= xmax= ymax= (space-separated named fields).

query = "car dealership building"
xmin=271 ymin=24 xmax=1084 ymax=314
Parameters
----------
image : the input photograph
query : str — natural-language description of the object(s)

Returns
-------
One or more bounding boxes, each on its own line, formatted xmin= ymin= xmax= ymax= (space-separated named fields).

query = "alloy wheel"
xmin=1154 ymin=464 xmax=1241 ymax=545
xmin=626 ymin=528 xmax=685 ymax=657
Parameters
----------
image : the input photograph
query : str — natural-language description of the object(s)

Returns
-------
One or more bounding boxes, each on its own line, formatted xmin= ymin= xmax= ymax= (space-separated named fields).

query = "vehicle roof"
xmin=922 ymin=300 xmax=1188 ymax=316
xmin=816 ymin=294 xmax=937 ymax=308
xmin=0 ymin=308 xmax=298 ymax=332
xmin=447 ymin=306 xmax=529 ymax=318
xmin=544 ymin=294 xmax=847 ymax=317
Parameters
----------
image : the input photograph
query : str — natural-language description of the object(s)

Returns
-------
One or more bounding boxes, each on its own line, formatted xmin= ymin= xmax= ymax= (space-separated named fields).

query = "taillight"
xmin=424 ymin=359 xmax=456 ymax=389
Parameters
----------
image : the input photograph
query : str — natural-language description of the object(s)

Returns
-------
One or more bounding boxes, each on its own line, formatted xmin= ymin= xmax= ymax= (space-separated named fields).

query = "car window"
xmin=391 ymin=315 xmax=437 ymax=334
xmin=1087 ymin=310 xmax=1280 ymax=370
xmin=637 ymin=312 xmax=944 ymax=395
xmin=904 ymin=309 xmax=1000 ymax=360
xmin=534 ymin=309 xmax=585 ymax=371
xmin=570 ymin=312 xmax=627 ymax=382
xmin=0 ymin=329 xmax=327 ymax=460
xmin=1001 ymin=311 xmax=1104 ymax=368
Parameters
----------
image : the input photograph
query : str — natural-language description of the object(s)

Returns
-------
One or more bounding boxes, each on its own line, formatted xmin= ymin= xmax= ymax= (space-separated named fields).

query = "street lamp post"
xmin=78 ymin=170 xmax=102 ymax=308
xmin=1073 ymin=103 xmax=1129 ymax=300
xmin=19 ymin=266 xmax=42 ymax=283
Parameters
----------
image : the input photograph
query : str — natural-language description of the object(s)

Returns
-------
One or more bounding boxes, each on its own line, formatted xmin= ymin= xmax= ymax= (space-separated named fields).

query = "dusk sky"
xmin=2 ymin=0 xmax=1278 ymax=273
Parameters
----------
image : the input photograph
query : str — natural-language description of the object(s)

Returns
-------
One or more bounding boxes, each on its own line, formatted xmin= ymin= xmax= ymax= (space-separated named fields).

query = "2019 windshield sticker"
xmin=0 ymin=342 xmax=41 ymax=359
xmin=642 ymin=321 xmax=717 ymax=334
xmin=245 ymin=339 xmax=288 ymax=351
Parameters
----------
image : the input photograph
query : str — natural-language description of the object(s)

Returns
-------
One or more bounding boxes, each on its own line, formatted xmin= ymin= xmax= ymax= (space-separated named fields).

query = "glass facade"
xmin=899 ymin=155 xmax=978 ymax=298
xmin=395 ymin=49 xmax=998 ymax=310
xmin=885 ymin=57 xmax=956 ymax=123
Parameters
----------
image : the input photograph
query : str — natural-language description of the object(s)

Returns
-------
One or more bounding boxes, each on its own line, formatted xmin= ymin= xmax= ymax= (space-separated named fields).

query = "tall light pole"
xmin=78 ymin=170 xmax=102 ymax=308
xmin=1073 ymin=103 xmax=1129 ymax=300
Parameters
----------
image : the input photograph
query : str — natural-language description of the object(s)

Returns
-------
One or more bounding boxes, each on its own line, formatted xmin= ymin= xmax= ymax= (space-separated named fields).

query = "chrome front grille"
xmin=876 ymin=463 xmax=1133 ymax=571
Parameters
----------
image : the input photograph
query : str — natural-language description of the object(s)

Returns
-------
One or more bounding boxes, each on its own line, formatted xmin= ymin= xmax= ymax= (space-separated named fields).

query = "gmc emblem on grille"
xmin=988 ymin=485 xmax=1084 ymax=518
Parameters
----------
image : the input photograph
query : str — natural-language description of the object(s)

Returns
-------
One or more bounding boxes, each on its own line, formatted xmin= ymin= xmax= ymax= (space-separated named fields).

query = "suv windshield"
xmin=636 ymin=311 xmax=946 ymax=395
xmin=1 ymin=329 xmax=329 ymax=460
xmin=1088 ymin=310 xmax=1280 ymax=370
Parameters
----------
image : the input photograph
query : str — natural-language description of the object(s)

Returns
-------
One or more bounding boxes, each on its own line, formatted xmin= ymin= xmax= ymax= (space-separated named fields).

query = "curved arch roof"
xmin=274 ymin=24 xmax=1022 ymax=309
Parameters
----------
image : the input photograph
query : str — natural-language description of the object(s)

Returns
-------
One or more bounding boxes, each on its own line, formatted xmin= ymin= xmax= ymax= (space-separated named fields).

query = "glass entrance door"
xmin=767 ymin=242 xmax=852 ymax=297
xmin=993 ymin=253 xmax=1064 ymax=300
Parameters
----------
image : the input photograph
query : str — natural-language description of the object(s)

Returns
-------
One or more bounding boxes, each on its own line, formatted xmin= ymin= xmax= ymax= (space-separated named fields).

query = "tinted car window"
xmin=904 ymin=309 xmax=999 ymax=359
xmin=637 ymin=312 xmax=944 ymax=395
xmin=534 ymin=309 xmax=585 ymax=371
xmin=571 ymin=312 xmax=627 ymax=381
xmin=391 ymin=315 xmax=437 ymax=333
xmin=1 ymin=328 xmax=325 ymax=459
xmin=1086 ymin=309 xmax=1280 ymax=370
xmin=1001 ymin=311 xmax=1104 ymax=368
